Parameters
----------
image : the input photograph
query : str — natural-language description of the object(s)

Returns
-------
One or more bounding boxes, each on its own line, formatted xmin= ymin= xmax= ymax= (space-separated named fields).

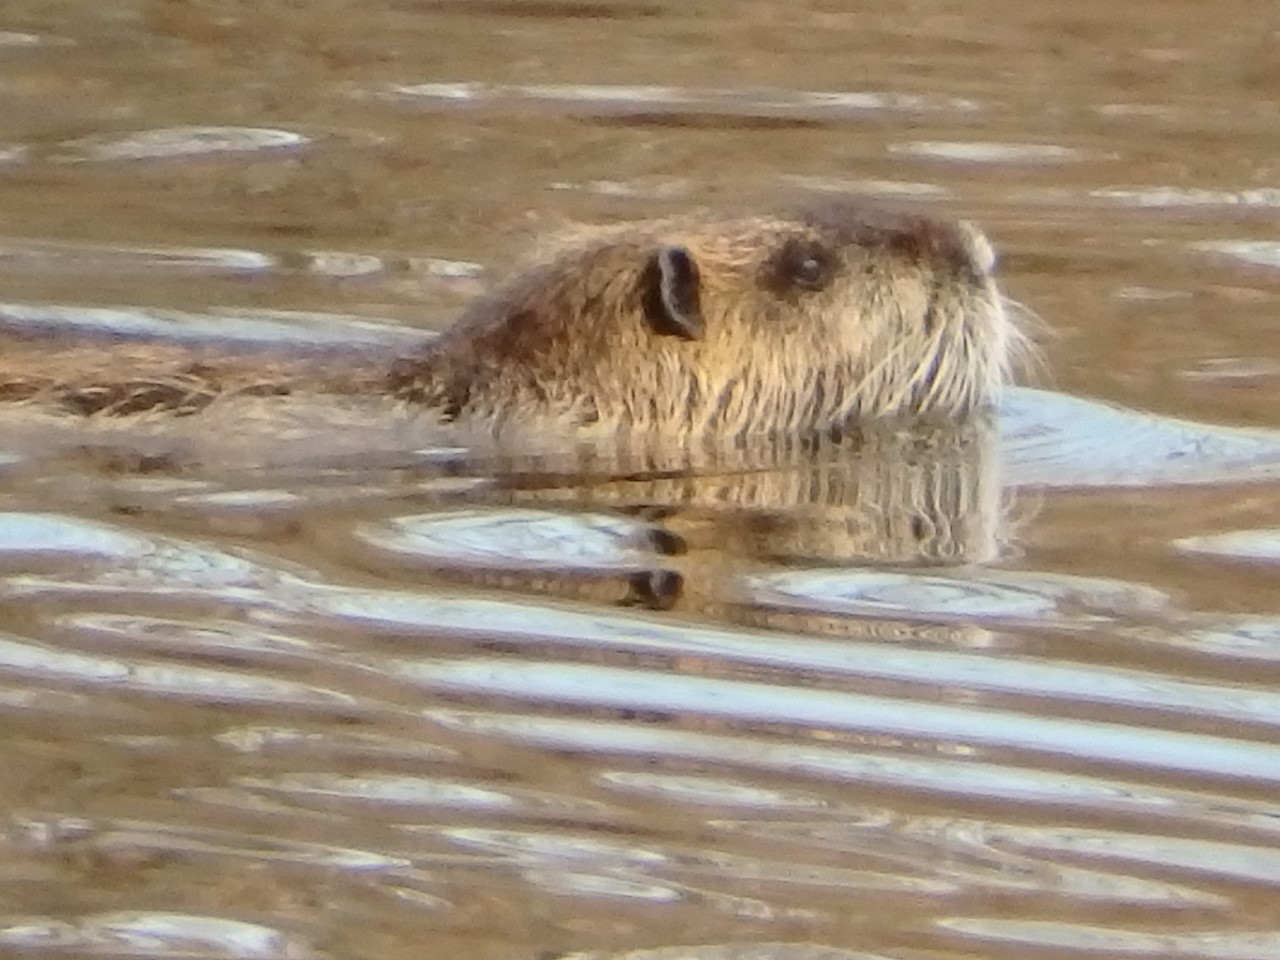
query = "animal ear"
xmin=641 ymin=245 xmax=704 ymax=341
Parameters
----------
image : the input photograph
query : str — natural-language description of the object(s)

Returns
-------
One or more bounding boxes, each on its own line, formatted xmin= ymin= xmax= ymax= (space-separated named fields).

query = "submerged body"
xmin=0 ymin=200 xmax=1012 ymax=442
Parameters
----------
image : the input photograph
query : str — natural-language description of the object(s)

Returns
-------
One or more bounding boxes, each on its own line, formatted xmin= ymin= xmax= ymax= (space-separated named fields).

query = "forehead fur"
xmin=792 ymin=198 xmax=985 ymax=274
xmin=536 ymin=200 xmax=987 ymax=278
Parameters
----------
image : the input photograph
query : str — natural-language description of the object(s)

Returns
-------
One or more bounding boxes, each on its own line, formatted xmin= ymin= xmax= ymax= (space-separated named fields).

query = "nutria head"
xmin=389 ymin=200 xmax=1011 ymax=439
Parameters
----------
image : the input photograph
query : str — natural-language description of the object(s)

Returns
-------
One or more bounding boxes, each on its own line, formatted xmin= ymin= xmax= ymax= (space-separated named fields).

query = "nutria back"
xmin=389 ymin=199 xmax=1011 ymax=439
xmin=0 ymin=201 xmax=1012 ymax=447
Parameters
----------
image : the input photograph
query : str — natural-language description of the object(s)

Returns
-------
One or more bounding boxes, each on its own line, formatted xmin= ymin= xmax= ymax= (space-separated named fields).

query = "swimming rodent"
xmin=389 ymin=199 xmax=1011 ymax=438
xmin=0 ymin=200 xmax=1012 ymax=441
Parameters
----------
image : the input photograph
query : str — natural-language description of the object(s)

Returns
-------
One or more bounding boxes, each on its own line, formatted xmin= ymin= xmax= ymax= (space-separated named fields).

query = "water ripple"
xmin=560 ymin=945 xmax=902 ymax=960
xmin=62 ymin=614 xmax=320 ymax=659
xmin=0 ymin=302 xmax=426 ymax=347
xmin=719 ymin=819 xmax=1217 ymax=907
xmin=386 ymin=82 xmax=981 ymax=117
xmin=213 ymin=725 xmax=456 ymax=763
xmin=596 ymin=772 xmax=833 ymax=812
xmin=1178 ymin=529 xmax=1280 ymax=564
xmin=1094 ymin=187 xmax=1280 ymax=209
xmin=1002 ymin=387 xmax=1280 ymax=487
xmin=440 ymin=827 xmax=667 ymax=867
xmin=1194 ymin=240 xmax=1280 ymax=269
xmin=307 ymin=586 xmax=1280 ymax=733
xmin=743 ymin=566 xmax=1166 ymax=625
xmin=0 ymin=911 xmax=314 ymax=959
xmin=235 ymin=772 xmax=615 ymax=821
xmin=61 ymin=818 xmax=410 ymax=873
xmin=521 ymin=870 xmax=682 ymax=902
xmin=1179 ymin=619 xmax=1280 ymax=663
xmin=355 ymin=509 xmax=654 ymax=572
xmin=890 ymin=141 xmax=1089 ymax=163
xmin=0 ymin=515 xmax=356 ymax=614
xmin=434 ymin=710 xmax=1280 ymax=836
xmin=993 ymin=825 xmax=1280 ymax=888
xmin=402 ymin=660 xmax=1280 ymax=785
xmin=939 ymin=918 xmax=1280 ymax=959
xmin=0 ymin=633 xmax=359 ymax=710
xmin=55 ymin=126 xmax=310 ymax=163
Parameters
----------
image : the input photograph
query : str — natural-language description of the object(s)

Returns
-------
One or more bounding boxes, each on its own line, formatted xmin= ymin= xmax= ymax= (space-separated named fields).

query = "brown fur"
xmin=1 ymin=201 xmax=1012 ymax=440
xmin=389 ymin=200 xmax=1011 ymax=438
xmin=0 ymin=337 xmax=394 ymax=417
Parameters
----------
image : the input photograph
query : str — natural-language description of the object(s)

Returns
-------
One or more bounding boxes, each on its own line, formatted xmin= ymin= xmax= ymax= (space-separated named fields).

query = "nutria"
xmin=388 ymin=200 xmax=1011 ymax=438
xmin=0 ymin=200 xmax=1012 ymax=441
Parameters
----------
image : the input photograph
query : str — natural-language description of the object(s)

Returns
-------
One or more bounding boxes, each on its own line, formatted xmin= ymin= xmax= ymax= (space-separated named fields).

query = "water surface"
xmin=1 ymin=3 xmax=1279 ymax=960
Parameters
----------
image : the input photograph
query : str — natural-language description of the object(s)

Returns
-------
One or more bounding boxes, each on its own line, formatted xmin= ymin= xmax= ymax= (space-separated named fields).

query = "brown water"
xmin=2 ymin=2 xmax=1280 ymax=959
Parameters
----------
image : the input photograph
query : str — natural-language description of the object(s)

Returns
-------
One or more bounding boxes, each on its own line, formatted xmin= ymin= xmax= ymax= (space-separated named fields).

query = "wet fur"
xmin=390 ymin=200 xmax=1012 ymax=438
xmin=1 ymin=201 xmax=1014 ymax=441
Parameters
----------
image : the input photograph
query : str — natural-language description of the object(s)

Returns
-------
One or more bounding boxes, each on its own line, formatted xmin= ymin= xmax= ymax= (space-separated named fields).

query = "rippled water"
xmin=1 ymin=3 xmax=1279 ymax=960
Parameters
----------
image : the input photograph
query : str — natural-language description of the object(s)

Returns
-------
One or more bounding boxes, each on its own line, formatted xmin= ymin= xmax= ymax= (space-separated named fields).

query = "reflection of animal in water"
xmin=380 ymin=420 xmax=1005 ymax=615
xmin=0 ymin=200 xmax=1015 ymax=441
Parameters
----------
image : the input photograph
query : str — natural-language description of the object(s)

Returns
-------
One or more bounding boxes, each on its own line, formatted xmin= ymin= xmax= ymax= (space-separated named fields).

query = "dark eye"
xmin=767 ymin=238 xmax=837 ymax=295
